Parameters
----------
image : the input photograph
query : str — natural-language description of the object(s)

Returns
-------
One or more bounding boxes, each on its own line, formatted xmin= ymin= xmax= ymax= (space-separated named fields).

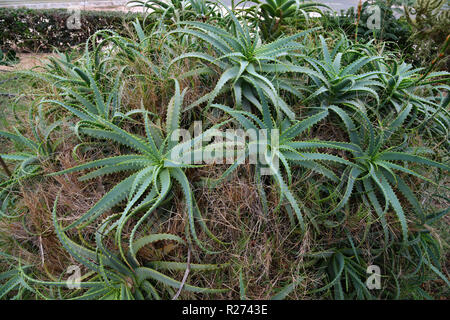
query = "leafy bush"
xmin=0 ymin=8 xmax=147 ymax=53
xmin=0 ymin=49 xmax=18 ymax=66
xmin=404 ymin=0 xmax=450 ymax=70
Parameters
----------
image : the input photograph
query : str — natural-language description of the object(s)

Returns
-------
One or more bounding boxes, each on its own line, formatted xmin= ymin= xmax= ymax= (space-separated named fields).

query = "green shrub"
xmin=404 ymin=0 xmax=450 ymax=70
xmin=321 ymin=1 xmax=412 ymax=48
xmin=0 ymin=8 xmax=147 ymax=53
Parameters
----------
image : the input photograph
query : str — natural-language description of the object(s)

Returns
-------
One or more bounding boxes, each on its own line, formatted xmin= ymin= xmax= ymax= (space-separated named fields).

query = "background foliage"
xmin=0 ymin=8 xmax=147 ymax=53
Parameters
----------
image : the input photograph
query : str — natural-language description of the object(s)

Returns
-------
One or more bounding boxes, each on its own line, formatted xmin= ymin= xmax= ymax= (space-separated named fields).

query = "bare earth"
xmin=0 ymin=53 xmax=57 ymax=71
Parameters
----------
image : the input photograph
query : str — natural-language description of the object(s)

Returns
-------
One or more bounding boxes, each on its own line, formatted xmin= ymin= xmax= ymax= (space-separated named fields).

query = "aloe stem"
xmin=355 ymin=0 xmax=363 ymax=43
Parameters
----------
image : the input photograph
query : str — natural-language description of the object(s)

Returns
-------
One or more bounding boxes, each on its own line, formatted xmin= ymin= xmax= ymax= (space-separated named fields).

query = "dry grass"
xmin=129 ymin=163 xmax=321 ymax=299
xmin=0 ymin=131 xmax=124 ymax=278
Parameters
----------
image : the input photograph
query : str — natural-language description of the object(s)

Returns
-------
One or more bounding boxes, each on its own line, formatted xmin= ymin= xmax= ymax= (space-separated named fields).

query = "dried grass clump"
xmin=148 ymin=164 xmax=311 ymax=299
xmin=0 ymin=138 xmax=124 ymax=277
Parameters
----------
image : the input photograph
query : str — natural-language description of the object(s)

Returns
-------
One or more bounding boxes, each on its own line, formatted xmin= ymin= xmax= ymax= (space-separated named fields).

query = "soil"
xmin=0 ymin=53 xmax=57 ymax=72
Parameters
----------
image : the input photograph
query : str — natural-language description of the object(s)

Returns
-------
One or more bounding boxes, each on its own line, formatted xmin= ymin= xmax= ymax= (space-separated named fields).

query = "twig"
xmin=172 ymin=247 xmax=191 ymax=300
xmin=0 ymin=76 xmax=18 ymax=85
xmin=0 ymin=92 xmax=17 ymax=97
xmin=415 ymin=34 xmax=450 ymax=84
xmin=39 ymin=235 xmax=45 ymax=267
xmin=355 ymin=0 xmax=363 ymax=43
xmin=0 ymin=155 xmax=12 ymax=176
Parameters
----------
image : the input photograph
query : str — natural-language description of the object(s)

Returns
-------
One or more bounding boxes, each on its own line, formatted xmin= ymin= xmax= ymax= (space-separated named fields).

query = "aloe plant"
xmin=399 ymin=229 xmax=450 ymax=291
xmin=387 ymin=228 xmax=450 ymax=299
xmin=18 ymin=197 xmax=227 ymax=300
xmin=50 ymin=80 xmax=227 ymax=256
xmin=87 ymin=24 xmax=176 ymax=89
xmin=128 ymin=0 xmax=221 ymax=23
xmin=169 ymin=5 xmax=317 ymax=119
xmin=304 ymin=219 xmax=450 ymax=300
xmin=0 ymin=127 xmax=46 ymax=186
xmin=0 ymin=268 xmax=29 ymax=299
xmin=128 ymin=0 xmax=185 ymax=15
xmin=376 ymin=211 xmax=450 ymax=299
xmin=0 ymin=108 xmax=61 ymax=215
xmin=297 ymin=36 xmax=385 ymax=110
xmin=211 ymin=91 xmax=355 ymax=230
xmin=37 ymin=31 xmax=117 ymax=93
xmin=185 ymin=0 xmax=221 ymax=20
xmin=329 ymin=104 xmax=450 ymax=241
xmin=0 ymin=252 xmax=33 ymax=299
xmin=41 ymin=70 xmax=127 ymax=125
xmin=378 ymin=60 xmax=450 ymax=139
xmin=34 ymin=38 xmax=131 ymax=123
xmin=259 ymin=0 xmax=324 ymax=20
xmin=308 ymin=248 xmax=374 ymax=300
xmin=250 ymin=0 xmax=330 ymax=39
xmin=394 ymin=204 xmax=450 ymax=290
